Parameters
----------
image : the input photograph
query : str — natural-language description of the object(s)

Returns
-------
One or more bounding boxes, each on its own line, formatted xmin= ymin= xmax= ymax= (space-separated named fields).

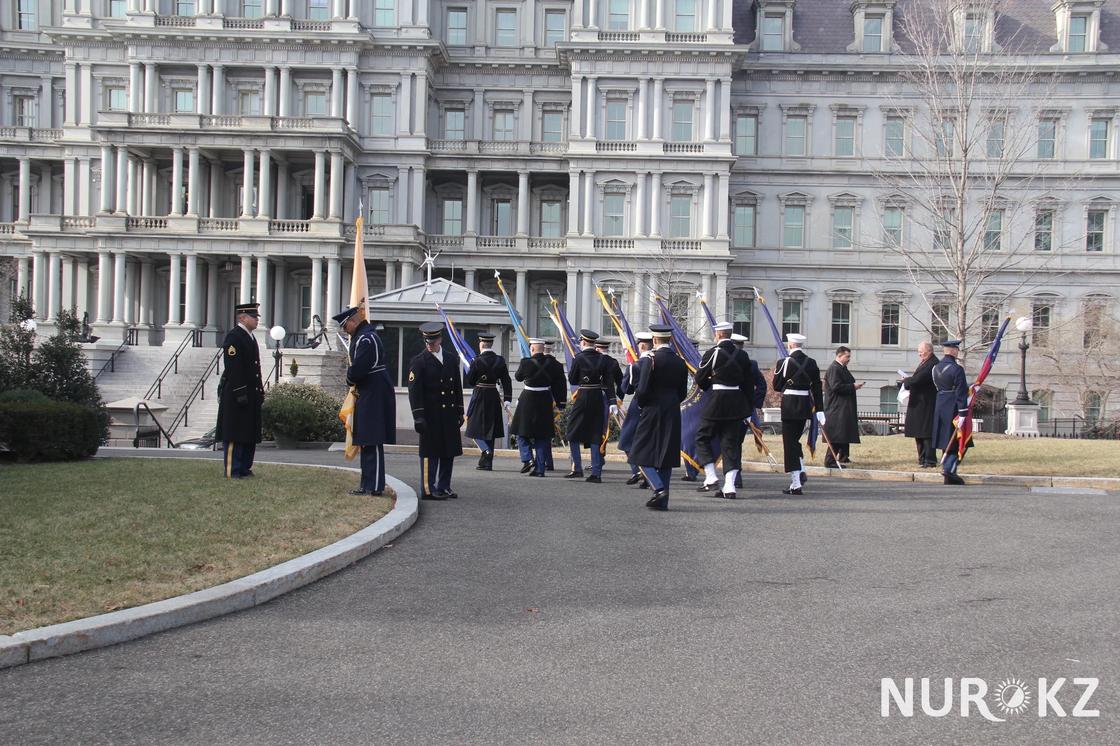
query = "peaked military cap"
xmin=713 ymin=321 xmax=734 ymax=332
xmin=649 ymin=324 xmax=673 ymax=337
xmin=477 ymin=332 xmax=496 ymax=342
xmin=235 ymin=302 xmax=260 ymax=317
xmin=420 ymin=321 xmax=444 ymax=339
xmin=332 ymin=305 xmax=361 ymax=324
xmin=579 ymin=329 xmax=600 ymax=343
xmin=941 ymin=339 xmax=962 ymax=349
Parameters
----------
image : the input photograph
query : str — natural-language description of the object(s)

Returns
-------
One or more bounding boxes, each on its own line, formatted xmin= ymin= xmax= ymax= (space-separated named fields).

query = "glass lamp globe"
xmin=1015 ymin=316 xmax=1033 ymax=333
xmin=269 ymin=325 xmax=287 ymax=342
xmin=19 ymin=319 xmax=37 ymax=333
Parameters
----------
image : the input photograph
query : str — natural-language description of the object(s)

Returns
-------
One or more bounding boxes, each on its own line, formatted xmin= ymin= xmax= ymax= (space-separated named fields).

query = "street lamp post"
xmin=1012 ymin=316 xmax=1033 ymax=405
xmin=269 ymin=325 xmax=286 ymax=385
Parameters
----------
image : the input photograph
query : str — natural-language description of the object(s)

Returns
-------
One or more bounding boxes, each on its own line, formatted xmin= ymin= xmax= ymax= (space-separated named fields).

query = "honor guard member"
xmin=512 ymin=338 xmax=568 ymax=477
xmin=335 ymin=304 xmax=396 ymax=496
xmin=408 ymin=322 xmax=465 ymax=500
xmin=565 ymin=330 xmax=611 ymax=482
xmin=465 ymin=332 xmax=513 ymax=471
xmin=595 ymin=339 xmax=626 ymax=465
xmin=931 ymin=339 xmax=970 ymax=485
xmin=732 ymin=332 xmax=768 ymax=490
xmin=694 ymin=322 xmax=754 ymax=499
xmin=772 ymin=333 xmax=824 ymax=495
xmin=628 ymin=324 xmax=689 ymax=511
xmin=542 ymin=339 xmax=565 ymax=471
xmin=216 ymin=302 xmax=265 ymax=479
xmin=619 ymin=333 xmax=654 ymax=486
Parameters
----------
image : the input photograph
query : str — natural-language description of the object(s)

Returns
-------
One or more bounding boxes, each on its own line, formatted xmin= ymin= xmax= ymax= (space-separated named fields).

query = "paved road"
xmin=3 ymin=449 xmax=1118 ymax=745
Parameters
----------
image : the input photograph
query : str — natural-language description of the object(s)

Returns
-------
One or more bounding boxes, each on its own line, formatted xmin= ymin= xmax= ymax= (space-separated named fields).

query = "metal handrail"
xmin=144 ymin=328 xmax=203 ymax=400
xmin=263 ymin=356 xmax=279 ymax=391
xmin=92 ymin=340 xmax=129 ymax=381
xmin=134 ymin=401 xmax=176 ymax=448
xmin=166 ymin=346 xmax=223 ymax=436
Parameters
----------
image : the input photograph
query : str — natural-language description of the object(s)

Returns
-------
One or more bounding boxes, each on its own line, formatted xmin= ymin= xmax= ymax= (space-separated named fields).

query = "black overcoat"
xmin=511 ymin=353 xmax=566 ymax=440
xmin=617 ymin=357 xmax=644 ymax=453
xmin=565 ymin=348 xmax=610 ymax=445
xmin=628 ymin=347 xmax=689 ymax=470
xmin=901 ymin=354 xmax=939 ymax=438
xmin=695 ymin=339 xmax=752 ymax=421
xmin=823 ymin=360 xmax=861 ymax=444
xmin=215 ymin=325 xmax=264 ymax=444
xmin=346 ymin=321 xmax=396 ymax=446
xmin=407 ymin=347 xmax=464 ymax=458
xmin=772 ymin=350 xmax=823 ymax=420
xmin=464 ymin=350 xmax=513 ymax=440
xmin=931 ymin=356 xmax=969 ymax=449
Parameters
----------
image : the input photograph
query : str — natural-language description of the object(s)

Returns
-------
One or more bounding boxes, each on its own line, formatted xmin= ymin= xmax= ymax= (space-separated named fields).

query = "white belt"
xmin=712 ymin=384 xmax=740 ymax=391
xmin=783 ymin=389 xmax=809 ymax=396
xmin=523 ymin=385 xmax=550 ymax=392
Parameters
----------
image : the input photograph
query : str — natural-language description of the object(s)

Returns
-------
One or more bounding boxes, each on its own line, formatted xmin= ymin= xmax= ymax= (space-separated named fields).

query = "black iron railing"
xmin=144 ymin=328 xmax=203 ymax=400
xmin=92 ymin=340 xmax=129 ymax=381
xmin=166 ymin=346 xmax=223 ymax=436
xmin=134 ymin=401 xmax=176 ymax=448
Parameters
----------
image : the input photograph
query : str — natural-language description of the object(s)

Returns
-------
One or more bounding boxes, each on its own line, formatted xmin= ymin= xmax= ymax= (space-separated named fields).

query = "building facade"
xmin=1 ymin=0 xmax=1117 ymax=421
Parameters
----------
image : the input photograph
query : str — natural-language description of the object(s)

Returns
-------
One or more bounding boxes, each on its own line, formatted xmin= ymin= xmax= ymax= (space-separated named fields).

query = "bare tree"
xmin=1035 ymin=302 xmax=1120 ymax=420
xmin=866 ymin=0 xmax=1067 ymax=355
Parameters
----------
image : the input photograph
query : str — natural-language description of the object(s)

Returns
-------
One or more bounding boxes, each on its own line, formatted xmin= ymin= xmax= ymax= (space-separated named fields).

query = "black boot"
xmin=520 ymin=460 xmax=533 ymax=474
xmin=477 ymin=452 xmax=492 ymax=471
xmin=645 ymin=490 xmax=669 ymax=510
xmin=943 ymin=472 xmax=965 ymax=485
xmin=625 ymin=473 xmax=642 ymax=486
xmin=564 ymin=469 xmax=584 ymax=479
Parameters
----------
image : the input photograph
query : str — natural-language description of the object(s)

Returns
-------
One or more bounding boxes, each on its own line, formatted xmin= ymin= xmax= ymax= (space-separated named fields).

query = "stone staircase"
xmin=92 ymin=343 xmax=225 ymax=444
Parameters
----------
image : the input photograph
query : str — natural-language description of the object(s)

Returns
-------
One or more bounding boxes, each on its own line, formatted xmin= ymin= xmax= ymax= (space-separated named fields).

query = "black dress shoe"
xmin=782 ymin=486 xmax=803 ymax=495
xmin=646 ymin=490 xmax=669 ymax=510
xmin=625 ymin=473 xmax=643 ymax=486
xmin=696 ymin=482 xmax=720 ymax=493
xmin=637 ymin=478 xmax=649 ymax=489
xmin=800 ymin=471 xmax=808 ymax=484
xmin=585 ymin=474 xmax=602 ymax=483
xmin=564 ymin=470 xmax=584 ymax=479
xmin=440 ymin=490 xmax=459 ymax=499
xmin=943 ymin=473 xmax=965 ymax=486
xmin=530 ymin=470 xmax=544 ymax=477
xmin=421 ymin=492 xmax=447 ymax=501
xmin=348 ymin=488 xmax=370 ymax=496
xmin=370 ymin=491 xmax=384 ymax=497
xmin=520 ymin=461 xmax=534 ymax=474
xmin=679 ymin=474 xmax=698 ymax=482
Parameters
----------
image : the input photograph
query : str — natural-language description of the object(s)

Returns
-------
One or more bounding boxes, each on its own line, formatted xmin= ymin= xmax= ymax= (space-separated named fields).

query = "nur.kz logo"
xmin=881 ymin=677 xmax=1099 ymax=721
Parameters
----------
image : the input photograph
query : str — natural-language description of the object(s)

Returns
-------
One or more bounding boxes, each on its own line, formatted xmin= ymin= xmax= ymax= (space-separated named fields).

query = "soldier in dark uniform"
xmin=900 ymin=341 xmax=940 ymax=468
xmin=595 ymin=339 xmax=625 ymax=469
xmin=629 ymin=324 xmax=689 ymax=511
xmin=216 ymin=302 xmax=265 ymax=479
xmin=565 ymin=330 xmax=611 ymax=483
xmin=512 ymin=338 xmax=568 ymax=477
xmin=931 ymin=339 xmax=970 ymax=485
xmin=694 ymin=322 xmax=754 ymax=499
xmin=619 ymin=333 xmax=653 ymax=486
xmin=732 ymin=332 xmax=767 ymax=490
xmin=542 ymin=339 xmax=564 ymax=471
xmin=407 ymin=322 xmax=464 ymax=500
xmin=465 ymin=332 xmax=512 ymax=471
xmin=335 ymin=304 xmax=396 ymax=496
xmin=772 ymin=333 xmax=824 ymax=495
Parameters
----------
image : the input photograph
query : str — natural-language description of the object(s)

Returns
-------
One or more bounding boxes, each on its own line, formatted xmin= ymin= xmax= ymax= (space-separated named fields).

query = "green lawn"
xmin=0 ymin=458 xmax=391 ymax=635
xmin=745 ymin=433 xmax=1120 ymax=478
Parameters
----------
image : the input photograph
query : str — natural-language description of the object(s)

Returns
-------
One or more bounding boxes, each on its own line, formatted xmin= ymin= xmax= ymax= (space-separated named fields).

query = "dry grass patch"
xmin=0 ymin=458 xmax=392 ymax=634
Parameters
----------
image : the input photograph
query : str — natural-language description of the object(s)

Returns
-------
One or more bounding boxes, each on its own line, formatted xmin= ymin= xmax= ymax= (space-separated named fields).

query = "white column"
xmin=517 ymin=171 xmax=530 ymax=236
xmin=276 ymin=162 xmax=289 ymax=220
xmin=398 ymin=74 xmax=412 ymax=134
xmin=346 ymin=68 xmax=359 ymax=127
xmin=384 ymin=261 xmax=397 ymax=291
xmin=206 ymin=261 xmax=219 ymax=330
xmin=255 ymin=256 xmax=270 ymax=327
xmin=416 ymin=0 xmax=428 ymax=25
xmin=31 ymin=253 xmax=45 ymax=319
xmin=99 ymin=146 xmax=113 ymax=213
xmin=79 ymin=260 xmax=94 ymax=318
xmin=17 ymin=158 xmax=31 ymax=223
xmin=264 ymin=66 xmax=277 ymax=117
xmin=187 ymin=148 xmax=201 ymax=215
xmin=272 ymin=260 xmax=286 ymax=330
xmin=278 ymin=66 xmax=291 ymax=117
xmin=211 ymin=64 xmax=224 ymax=115
xmin=144 ymin=63 xmax=158 ymax=113
xmin=650 ymin=171 xmax=662 ymax=236
xmin=166 ymin=254 xmax=182 ymax=326
xmin=326 ymin=257 xmax=341 ymax=320
xmin=716 ymin=172 xmax=730 ymax=239
xmin=312 ymin=151 xmax=326 ymax=219
xmin=171 ymin=148 xmax=184 ymax=215
xmin=465 ymin=170 xmax=479 ymax=235
xmin=585 ymin=77 xmax=597 ymax=139
xmin=237 ymin=256 xmax=252 ymax=304
xmin=65 ymin=63 xmax=79 ymax=124
xmin=46 ymin=254 xmax=62 ymax=320
xmin=115 ymin=147 xmax=129 ymax=214
xmin=639 ymin=0 xmax=650 ymax=29
xmin=515 ymin=270 xmax=528 ymax=320
xmin=463 ymin=268 xmax=475 ymax=290
xmin=652 ymin=78 xmax=664 ymax=140
xmin=184 ymin=254 xmax=200 ymax=327
xmin=571 ymin=77 xmax=584 ymax=139
xmin=330 ymin=68 xmax=344 ymax=118
xmin=580 ymin=272 xmax=593 ymax=333
xmin=138 ymin=260 xmax=154 ymax=328
xmin=636 ymin=79 xmax=648 ymax=140
xmin=61 ymin=256 xmax=75 ymax=312
xmin=702 ymin=173 xmax=714 ymax=238
xmin=328 ymin=153 xmax=344 ymax=219
xmin=702 ymin=274 xmax=714 ymax=327
xmin=589 ymin=0 xmax=600 ymax=28
xmin=705 ymin=79 xmax=716 ymax=141
xmin=80 ymin=64 xmax=94 ymax=124
xmin=309 ymin=257 xmax=323 ymax=330
xmin=129 ymin=62 xmax=143 ymax=114
xmin=125 ymin=259 xmax=139 ymax=326
xmin=634 ymin=174 xmax=646 ymax=237
xmin=140 ymin=159 xmax=153 ymax=215
xmin=128 ymin=158 xmax=140 ymax=216
xmin=17 ymin=257 xmax=30 ymax=301
xmin=567 ymin=171 xmax=580 ymax=235
xmin=400 ymin=260 xmax=414 ymax=286
xmin=257 ymin=149 xmax=272 ymax=219
xmin=719 ymin=78 xmax=732 ymax=142
xmin=197 ymin=64 xmax=211 ymax=115
xmin=582 ymin=171 xmax=594 ymax=236
xmin=208 ymin=161 xmax=222 ymax=218
xmin=410 ymin=166 xmax=425 ymax=227
xmin=566 ymin=270 xmax=578 ymax=326
xmin=96 ymin=251 xmax=111 ymax=322
xmin=655 ymin=0 xmax=665 ymax=29
xmin=241 ymin=149 xmax=255 ymax=217
xmin=714 ymin=273 xmax=728 ymax=317
xmin=113 ymin=252 xmax=128 ymax=324
xmin=331 ymin=0 xmax=344 ymax=17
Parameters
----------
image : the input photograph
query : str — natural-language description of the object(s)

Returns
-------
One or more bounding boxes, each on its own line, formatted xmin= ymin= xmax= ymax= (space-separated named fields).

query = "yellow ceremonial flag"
xmin=339 ymin=209 xmax=367 ymax=461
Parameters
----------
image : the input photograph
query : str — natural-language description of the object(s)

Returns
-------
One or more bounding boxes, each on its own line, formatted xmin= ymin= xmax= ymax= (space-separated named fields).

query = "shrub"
xmin=262 ymin=382 xmax=345 ymax=442
xmin=0 ymin=388 xmax=49 ymax=404
xmin=0 ymin=400 xmax=102 ymax=461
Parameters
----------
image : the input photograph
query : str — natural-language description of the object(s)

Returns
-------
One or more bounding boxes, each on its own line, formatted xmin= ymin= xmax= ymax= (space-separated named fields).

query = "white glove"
xmin=609 ymin=404 xmax=620 ymax=417
xmin=816 ymin=412 xmax=826 ymax=426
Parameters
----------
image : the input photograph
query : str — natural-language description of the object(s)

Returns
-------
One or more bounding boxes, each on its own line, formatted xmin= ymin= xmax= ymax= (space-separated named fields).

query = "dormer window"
xmin=953 ymin=5 xmax=998 ymax=54
xmin=1052 ymin=1 xmax=1107 ymax=54
xmin=754 ymin=0 xmax=800 ymax=53
xmin=962 ymin=12 xmax=984 ymax=52
xmin=849 ymin=1 xmax=897 ymax=54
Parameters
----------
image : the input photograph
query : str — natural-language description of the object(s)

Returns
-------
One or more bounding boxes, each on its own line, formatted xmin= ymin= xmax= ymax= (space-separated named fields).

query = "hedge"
xmin=262 ymin=382 xmax=346 ymax=442
xmin=0 ymin=400 xmax=103 ymax=461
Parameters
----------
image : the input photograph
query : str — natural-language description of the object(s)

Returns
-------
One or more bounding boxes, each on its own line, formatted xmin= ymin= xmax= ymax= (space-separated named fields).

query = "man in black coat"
xmin=772 ymin=333 xmax=824 ymax=495
xmin=694 ymin=322 xmax=754 ymax=499
xmin=216 ymin=302 xmax=264 ymax=479
xmin=932 ymin=339 xmax=970 ymax=485
xmin=823 ymin=346 xmax=864 ymax=468
xmin=565 ymin=330 xmax=611 ymax=483
xmin=465 ymin=332 xmax=512 ymax=471
xmin=629 ymin=324 xmax=689 ymax=511
xmin=899 ymin=341 xmax=939 ymax=467
xmin=335 ymin=305 xmax=396 ymax=496
xmin=407 ymin=322 xmax=464 ymax=499
xmin=512 ymin=338 xmax=568 ymax=477
xmin=619 ymin=333 xmax=653 ymax=486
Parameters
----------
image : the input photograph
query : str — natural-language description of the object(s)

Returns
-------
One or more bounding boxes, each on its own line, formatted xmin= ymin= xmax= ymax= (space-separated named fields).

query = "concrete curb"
xmin=379 ymin=443 xmax=1120 ymax=492
xmin=0 ymin=461 xmax=418 ymax=671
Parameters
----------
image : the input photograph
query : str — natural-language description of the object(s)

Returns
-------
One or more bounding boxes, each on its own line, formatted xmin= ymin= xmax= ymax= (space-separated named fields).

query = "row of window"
xmin=734 ymin=111 xmax=1120 ymax=161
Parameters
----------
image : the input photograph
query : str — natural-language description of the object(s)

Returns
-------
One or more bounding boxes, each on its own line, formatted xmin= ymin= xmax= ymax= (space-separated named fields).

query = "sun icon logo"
xmin=993 ymin=678 xmax=1032 ymax=716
